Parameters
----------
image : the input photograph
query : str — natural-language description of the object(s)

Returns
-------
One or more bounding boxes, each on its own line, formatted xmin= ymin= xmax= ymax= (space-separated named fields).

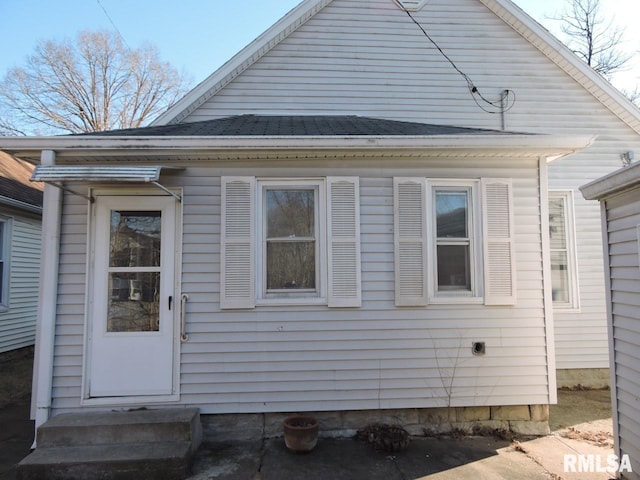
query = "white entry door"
xmin=88 ymin=195 xmax=178 ymax=398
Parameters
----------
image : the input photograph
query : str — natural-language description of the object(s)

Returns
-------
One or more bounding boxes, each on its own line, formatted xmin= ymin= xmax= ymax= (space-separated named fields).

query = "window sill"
xmin=552 ymin=306 xmax=581 ymax=313
xmin=428 ymin=296 xmax=484 ymax=305
xmin=256 ymin=297 xmax=328 ymax=307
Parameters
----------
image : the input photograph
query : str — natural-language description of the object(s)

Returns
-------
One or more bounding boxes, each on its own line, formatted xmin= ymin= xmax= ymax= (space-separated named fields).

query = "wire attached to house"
xmin=395 ymin=3 xmax=516 ymax=115
xmin=96 ymin=0 xmax=132 ymax=52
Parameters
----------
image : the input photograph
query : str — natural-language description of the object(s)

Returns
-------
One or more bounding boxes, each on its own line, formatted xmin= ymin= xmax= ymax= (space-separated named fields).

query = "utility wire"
xmin=397 ymin=5 xmax=515 ymax=115
xmin=96 ymin=0 xmax=132 ymax=51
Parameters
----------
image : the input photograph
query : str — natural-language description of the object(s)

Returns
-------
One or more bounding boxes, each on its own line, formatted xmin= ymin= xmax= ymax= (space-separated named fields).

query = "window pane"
xmin=549 ymin=198 xmax=567 ymax=249
xmin=437 ymin=245 xmax=470 ymax=290
xmin=267 ymin=190 xmax=315 ymax=238
xmin=551 ymin=251 xmax=569 ymax=303
xmin=436 ymin=191 xmax=468 ymax=238
xmin=266 ymin=241 xmax=315 ymax=290
xmin=108 ymin=272 xmax=160 ymax=332
xmin=110 ymin=211 xmax=161 ymax=267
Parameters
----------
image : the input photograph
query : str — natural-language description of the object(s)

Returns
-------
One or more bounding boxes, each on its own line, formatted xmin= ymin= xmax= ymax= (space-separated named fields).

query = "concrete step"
xmin=37 ymin=408 xmax=201 ymax=448
xmin=17 ymin=441 xmax=193 ymax=480
xmin=17 ymin=408 xmax=202 ymax=480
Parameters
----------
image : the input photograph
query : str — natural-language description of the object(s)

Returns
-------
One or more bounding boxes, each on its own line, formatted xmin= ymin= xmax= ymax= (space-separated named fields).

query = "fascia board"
xmin=151 ymin=0 xmax=333 ymax=126
xmin=0 ymin=134 xmax=596 ymax=158
xmin=581 ymin=161 xmax=640 ymax=200
xmin=480 ymin=0 xmax=640 ymax=134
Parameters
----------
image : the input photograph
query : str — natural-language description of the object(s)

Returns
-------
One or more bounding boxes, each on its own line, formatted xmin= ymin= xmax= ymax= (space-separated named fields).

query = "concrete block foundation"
xmin=201 ymin=404 xmax=551 ymax=443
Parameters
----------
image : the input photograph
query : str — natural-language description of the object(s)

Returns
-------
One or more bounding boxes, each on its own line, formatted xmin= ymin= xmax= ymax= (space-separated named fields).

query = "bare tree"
xmin=0 ymin=30 xmax=191 ymax=135
xmin=552 ymin=0 xmax=631 ymax=78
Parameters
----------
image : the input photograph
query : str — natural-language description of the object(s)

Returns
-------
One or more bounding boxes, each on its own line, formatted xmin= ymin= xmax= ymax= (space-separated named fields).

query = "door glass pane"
xmin=437 ymin=245 xmax=471 ymax=290
xmin=110 ymin=211 xmax=161 ymax=267
xmin=266 ymin=190 xmax=315 ymax=238
xmin=108 ymin=272 xmax=160 ymax=332
xmin=266 ymin=241 xmax=316 ymax=290
xmin=436 ymin=191 xmax=468 ymax=238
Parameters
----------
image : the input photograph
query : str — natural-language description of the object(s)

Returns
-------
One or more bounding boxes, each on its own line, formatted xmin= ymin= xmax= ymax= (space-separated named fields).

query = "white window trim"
xmin=0 ymin=216 xmax=10 ymax=310
xmin=255 ymin=178 xmax=328 ymax=306
xmin=427 ymin=180 xmax=483 ymax=304
xmin=549 ymin=190 xmax=580 ymax=311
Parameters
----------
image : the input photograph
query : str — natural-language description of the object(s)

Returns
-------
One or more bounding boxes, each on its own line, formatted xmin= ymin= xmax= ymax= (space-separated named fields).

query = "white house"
xmin=0 ymin=152 xmax=42 ymax=353
xmin=581 ymin=163 xmax=640 ymax=480
xmin=1 ymin=0 xmax=639 ymax=439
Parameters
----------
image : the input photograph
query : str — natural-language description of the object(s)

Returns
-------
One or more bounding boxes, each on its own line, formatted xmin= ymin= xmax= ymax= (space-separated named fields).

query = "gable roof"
xmin=0 ymin=152 xmax=43 ymax=212
xmin=151 ymin=0 xmax=640 ymax=135
xmin=83 ymin=115 xmax=522 ymax=137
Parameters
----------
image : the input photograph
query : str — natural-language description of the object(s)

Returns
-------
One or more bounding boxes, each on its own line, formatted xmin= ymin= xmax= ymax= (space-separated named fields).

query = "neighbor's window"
xmin=549 ymin=191 xmax=579 ymax=309
xmin=0 ymin=219 xmax=8 ymax=308
xmin=262 ymin=182 xmax=321 ymax=298
xmin=430 ymin=182 xmax=479 ymax=299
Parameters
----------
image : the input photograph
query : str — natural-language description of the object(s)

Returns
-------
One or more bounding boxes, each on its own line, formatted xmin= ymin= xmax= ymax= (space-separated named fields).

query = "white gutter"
xmin=1 ymin=133 xmax=597 ymax=157
xmin=0 ymin=195 xmax=42 ymax=214
xmin=30 ymin=150 xmax=62 ymax=443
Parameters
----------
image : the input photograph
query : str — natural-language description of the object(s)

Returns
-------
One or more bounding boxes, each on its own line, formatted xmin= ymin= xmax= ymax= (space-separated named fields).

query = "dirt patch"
xmin=549 ymin=389 xmax=611 ymax=431
xmin=0 ymin=347 xmax=34 ymax=409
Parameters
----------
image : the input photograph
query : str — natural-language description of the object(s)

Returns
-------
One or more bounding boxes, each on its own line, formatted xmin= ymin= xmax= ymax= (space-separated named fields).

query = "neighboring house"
xmin=581 ymin=164 xmax=640 ymax=479
xmin=0 ymin=152 xmax=42 ymax=353
xmin=1 ymin=0 xmax=639 ymax=438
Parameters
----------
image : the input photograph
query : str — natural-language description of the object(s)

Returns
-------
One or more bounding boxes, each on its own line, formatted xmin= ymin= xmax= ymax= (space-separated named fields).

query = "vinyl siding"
xmin=181 ymin=0 xmax=640 ymax=370
xmin=604 ymin=190 xmax=640 ymax=478
xmin=0 ymin=210 xmax=41 ymax=353
xmin=50 ymin=156 xmax=550 ymax=415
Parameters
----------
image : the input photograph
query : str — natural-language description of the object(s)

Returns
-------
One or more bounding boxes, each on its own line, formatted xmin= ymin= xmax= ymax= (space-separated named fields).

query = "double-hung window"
xmin=0 ymin=218 xmax=9 ymax=309
xmin=548 ymin=191 xmax=579 ymax=310
xmin=433 ymin=185 xmax=476 ymax=297
xmin=394 ymin=177 xmax=516 ymax=306
xmin=260 ymin=181 xmax=323 ymax=299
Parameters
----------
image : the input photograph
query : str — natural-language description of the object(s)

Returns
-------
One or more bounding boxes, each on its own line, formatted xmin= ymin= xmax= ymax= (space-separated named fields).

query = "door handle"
xmin=168 ymin=295 xmax=173 ymax=311
xmin=180 ymin=294 xmax=189 ymax=343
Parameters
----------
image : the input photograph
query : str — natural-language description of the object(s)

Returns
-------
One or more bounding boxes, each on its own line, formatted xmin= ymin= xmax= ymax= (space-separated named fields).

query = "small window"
xmin=549 ymin=191 xmax=579 ymax=309
xmin=0 ymin=219 xmax=9 ymax=308
xmin=430 ymin=182 xmax=480 ymax=301
xmin=259 ymin=181 xmax=324 ymax=300
xmin=264 ymin=187 xmax=318 ymax=295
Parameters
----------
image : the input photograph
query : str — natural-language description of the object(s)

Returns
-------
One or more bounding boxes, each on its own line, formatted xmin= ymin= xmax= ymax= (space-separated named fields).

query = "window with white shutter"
xmin=221 ymin=176 xmax=361 ymax=309
xmin=327 ymin=177 xmax=361 ymax=307
xmin=394 ymin=178 xmax=428 ymax=306
xmin=394 ymin=177 xmax=516 ymax=306
xmin=220 ymin=177 xmax=255 ymax=309
xmin=482 ymin=178 xmax=516 ymax=305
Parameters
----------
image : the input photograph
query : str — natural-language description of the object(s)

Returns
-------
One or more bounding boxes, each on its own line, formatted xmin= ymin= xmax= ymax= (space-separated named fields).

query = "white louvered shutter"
xmin=327 ymin=177 xmax=361 ymax=307
xmin=220 ymin=177 xmax=255 ymax=309
xmin=394 ymin=178 xmax=428 ymax=306
xmin=482 ymin=178 xmax=516 ymax=305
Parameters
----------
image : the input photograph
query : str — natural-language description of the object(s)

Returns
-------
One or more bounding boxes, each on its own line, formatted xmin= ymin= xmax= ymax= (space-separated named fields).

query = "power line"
xmin=396 ymin=4 xmax=515 ymax=115
xmin=96 ymin=0 xmax=132 ymax=51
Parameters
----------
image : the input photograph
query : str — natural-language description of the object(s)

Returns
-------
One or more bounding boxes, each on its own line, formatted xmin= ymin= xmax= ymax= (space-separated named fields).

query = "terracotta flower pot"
xmin=283 ymin=415 xmax=319 ymax=452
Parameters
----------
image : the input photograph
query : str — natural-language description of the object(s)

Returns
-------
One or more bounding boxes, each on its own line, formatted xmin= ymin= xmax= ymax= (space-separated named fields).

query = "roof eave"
xmin=581 ymin=161 xmax=640 ymax=200
xmin=0 ymin=133 xmax=596 ymax=161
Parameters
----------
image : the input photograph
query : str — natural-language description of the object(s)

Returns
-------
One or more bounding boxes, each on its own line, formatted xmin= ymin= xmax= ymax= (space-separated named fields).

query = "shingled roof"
xmin=0 ymin=152 xmax=43 ymax=210
xmin=80 ymin=115 xmax=523 ymax=137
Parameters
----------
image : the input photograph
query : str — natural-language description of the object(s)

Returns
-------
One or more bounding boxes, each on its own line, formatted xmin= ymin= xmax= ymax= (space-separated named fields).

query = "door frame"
xmin=81 ymin=187 xmax=183 ymax=406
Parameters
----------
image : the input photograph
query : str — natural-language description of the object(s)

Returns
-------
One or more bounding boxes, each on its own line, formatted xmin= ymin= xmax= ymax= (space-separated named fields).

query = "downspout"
xmin=30 ymin=150 xmax=62 ymax=445
xmin=539 ymin=156 xmax=558 ymax=404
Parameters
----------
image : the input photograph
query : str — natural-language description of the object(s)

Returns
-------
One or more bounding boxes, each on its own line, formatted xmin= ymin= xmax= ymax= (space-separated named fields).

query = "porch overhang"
xmin=30 ymin=165 xmax=182 ymax=202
